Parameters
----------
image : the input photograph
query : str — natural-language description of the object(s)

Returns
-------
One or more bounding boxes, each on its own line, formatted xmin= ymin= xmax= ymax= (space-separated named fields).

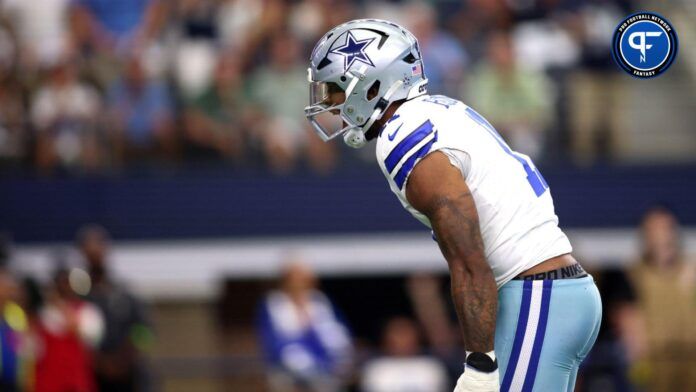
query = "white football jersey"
xmin=375 ymin=95 xmax=572 ymax=287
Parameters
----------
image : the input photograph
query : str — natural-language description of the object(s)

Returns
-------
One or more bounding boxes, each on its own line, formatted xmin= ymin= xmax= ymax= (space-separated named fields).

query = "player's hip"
xmin=495 ymin=275 xmax=602 ymax=391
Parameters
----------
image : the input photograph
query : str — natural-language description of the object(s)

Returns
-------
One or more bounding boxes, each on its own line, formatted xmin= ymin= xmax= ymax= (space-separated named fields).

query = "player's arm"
xmin=406 ymin=151 xmax=499 ymax=390
xmin=406 ymin=151 xmax=497 ymax=352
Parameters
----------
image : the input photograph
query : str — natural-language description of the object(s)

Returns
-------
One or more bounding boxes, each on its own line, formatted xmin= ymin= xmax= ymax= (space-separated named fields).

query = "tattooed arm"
xmin=405 ymin=151 xmax=497 ymax=353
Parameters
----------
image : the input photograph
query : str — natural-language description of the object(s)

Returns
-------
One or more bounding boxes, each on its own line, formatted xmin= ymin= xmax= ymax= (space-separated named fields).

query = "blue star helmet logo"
xmin=330 ymin=31 xmax=376 ymax=71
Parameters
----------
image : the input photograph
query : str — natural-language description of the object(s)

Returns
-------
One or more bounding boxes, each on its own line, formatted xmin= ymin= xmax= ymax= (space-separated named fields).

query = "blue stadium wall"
xmin=1 ymin=165 xmax=695 ymax=243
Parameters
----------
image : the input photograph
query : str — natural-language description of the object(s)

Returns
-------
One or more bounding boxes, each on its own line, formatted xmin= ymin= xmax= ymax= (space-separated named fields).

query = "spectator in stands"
xmin=577 ymin=268 xmax=642 ymax=392
xmin=78 ymin=225 xmax=153 ymax=392
xmin=1 ymin=0 xmax=72 ymax=69
xmin=219 ymin=0 xmax=288 ymax=69
xmin=466 ymin=30 xmax=553 ymax=160
xmin=361 ymin=316 xmax=448 ymax=392
xmin=406 ymin=274 xmax=463 ymax=387
xmin=171 ymin=0 xmax=249 ymax=162
xmin=181 ymin=53 xmax=249 ymax=163
xmin=248 ymin=31 xmax=336 ymax=173
xmin=70 ymin=0 xmax=166 ymax=56
xmin=34 ymin=265 xmax=104 ymax=392
xmin=0 ymin=74 xmax=27 ymax=168
xmin=446 ymin=1 xmax=514 ymax=72
xmin=566 ymin=0 xmax=628 ymax=164
xmin=404 ymin=1 xmax=468 ymax=97
xmin=31 ymin=60 xmax=104 ymax=173
xmin=19 ymin=277 xmax=42 ymax=389
xmin=0 ymin=18 xmax=17 ymax=72
xmin=287 ymin=0 xmax=336 ymax=46
xmin=628 ymin=206 xmax=696 ymax=391
xmin=217 ymin=0 xmax=265 ymax=53
xmin=106 ymin=56 xmax=175 ymax=164
xmin=70 ymin=0 xmax=167 ymax=88
xmin=0 ymin=269 xmax=28 ymax=391
xmin=172 ymin=0 xmax=220 ymax=101
xmin=257 ymin=261 xmax=352 ymax=392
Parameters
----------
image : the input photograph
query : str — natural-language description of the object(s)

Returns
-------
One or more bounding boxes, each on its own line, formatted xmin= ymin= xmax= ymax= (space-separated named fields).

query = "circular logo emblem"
xmin=612 ymin=12 xmax=678 ymax=78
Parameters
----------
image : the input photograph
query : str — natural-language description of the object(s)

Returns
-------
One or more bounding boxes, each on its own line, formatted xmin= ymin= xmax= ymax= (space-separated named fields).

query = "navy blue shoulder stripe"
xmin=394 ymin=131 xmax=438 ymax=189
xmin=384 ymin=119 xmax=434 ymax=173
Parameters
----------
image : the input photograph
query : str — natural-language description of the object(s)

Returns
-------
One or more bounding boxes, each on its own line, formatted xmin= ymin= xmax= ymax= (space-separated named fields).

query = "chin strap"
xmin=343 ymin=80 xmax=404 ymax=149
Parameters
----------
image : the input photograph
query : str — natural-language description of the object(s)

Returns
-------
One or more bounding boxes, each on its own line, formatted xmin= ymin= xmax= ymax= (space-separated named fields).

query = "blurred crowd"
xmin=258 ymin=205 xmax=696 ymax=392
xmin=0 ymin=226 xmax=152 ymax=392
xmin=0 ymin=0 xmax=637 ymax=176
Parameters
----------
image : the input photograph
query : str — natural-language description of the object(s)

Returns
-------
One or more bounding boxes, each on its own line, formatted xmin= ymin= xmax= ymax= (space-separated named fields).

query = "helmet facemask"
xmin=304 ymin=69 xmax=362 ymax=142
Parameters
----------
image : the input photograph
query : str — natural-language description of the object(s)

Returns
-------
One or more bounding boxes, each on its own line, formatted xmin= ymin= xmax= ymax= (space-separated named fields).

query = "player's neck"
xmin=366 ymin=101 xmax=404 ymax=140
xmin=376 ymin=101 xmax=403 ymax=127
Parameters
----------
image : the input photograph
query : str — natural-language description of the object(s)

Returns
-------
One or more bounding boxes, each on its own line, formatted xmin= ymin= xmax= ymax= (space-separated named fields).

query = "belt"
xmin=513 ymin=263 xmax=587 ymax=281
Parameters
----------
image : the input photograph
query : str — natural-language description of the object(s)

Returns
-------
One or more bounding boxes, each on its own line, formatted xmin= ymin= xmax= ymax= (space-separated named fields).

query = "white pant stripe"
xmin=509 ymin=280 xmax=544 ymax=391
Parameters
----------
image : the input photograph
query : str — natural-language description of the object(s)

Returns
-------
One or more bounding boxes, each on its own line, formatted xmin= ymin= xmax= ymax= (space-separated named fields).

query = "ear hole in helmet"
xmin=367 ymin=80 xmax=381 ymax=100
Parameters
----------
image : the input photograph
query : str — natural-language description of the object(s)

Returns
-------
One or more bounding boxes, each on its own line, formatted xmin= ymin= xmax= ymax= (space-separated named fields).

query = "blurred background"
xmin=0 ymin=0 xmax=694 ymax=391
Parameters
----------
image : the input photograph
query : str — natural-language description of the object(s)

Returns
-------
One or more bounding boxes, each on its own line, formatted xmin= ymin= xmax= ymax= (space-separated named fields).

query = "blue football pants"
xmin=496 ymin=275 xmax=602 ymax=392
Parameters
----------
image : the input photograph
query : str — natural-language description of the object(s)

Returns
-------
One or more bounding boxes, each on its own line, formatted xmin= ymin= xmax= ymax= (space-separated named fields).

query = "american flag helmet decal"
xmin=411 ymin=62 xmax=422 ymax=76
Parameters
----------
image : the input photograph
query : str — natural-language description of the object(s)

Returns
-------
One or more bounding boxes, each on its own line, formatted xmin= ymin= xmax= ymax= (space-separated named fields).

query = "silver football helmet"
xmin=304 ymin=19 xmax=428 ymax=148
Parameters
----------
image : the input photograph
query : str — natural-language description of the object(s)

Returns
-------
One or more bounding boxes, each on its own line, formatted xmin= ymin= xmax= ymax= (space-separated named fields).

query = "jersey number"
xmin=465 ymin=107 xmax=548 ymax=197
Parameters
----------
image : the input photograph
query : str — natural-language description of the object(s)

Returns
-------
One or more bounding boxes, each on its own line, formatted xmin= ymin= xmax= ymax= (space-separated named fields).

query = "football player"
xmin=304 ymin=19 xmax=602 ymax=392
